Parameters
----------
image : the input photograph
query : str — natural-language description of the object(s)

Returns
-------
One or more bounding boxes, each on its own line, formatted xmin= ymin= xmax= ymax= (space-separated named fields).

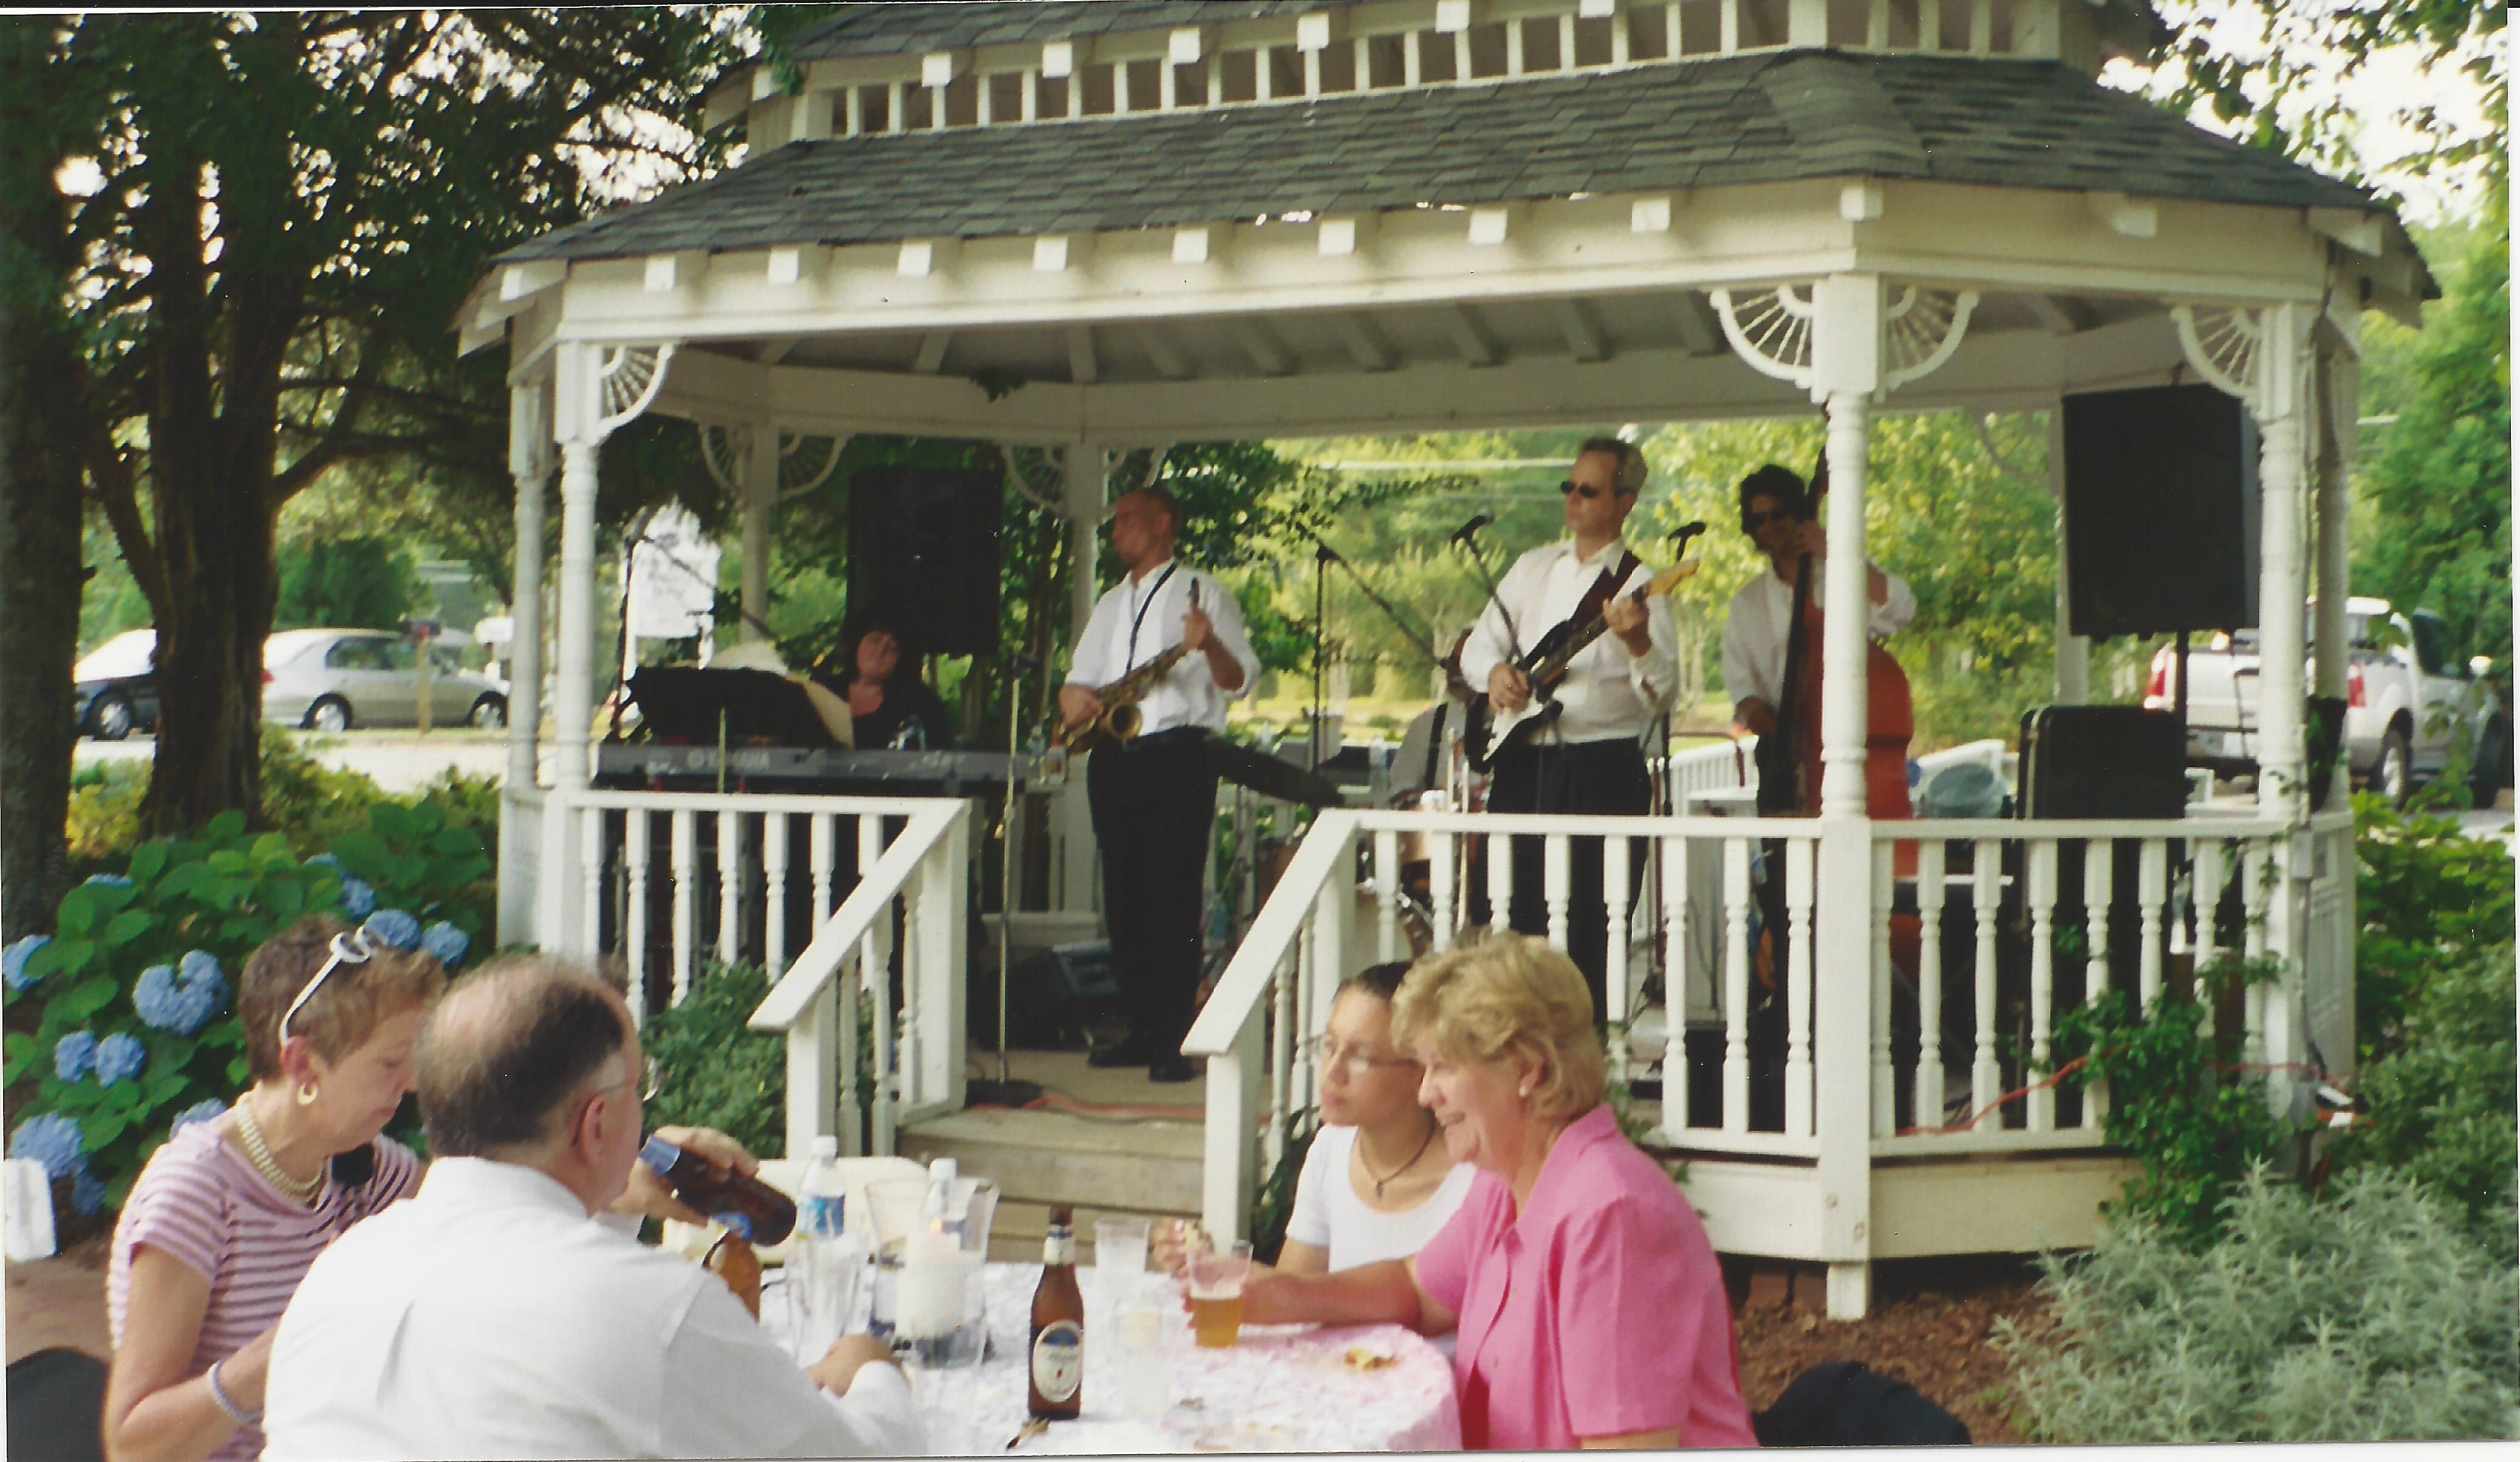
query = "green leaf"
xmin=56 ymin=888 xmax=98 ymax=937
xmin=2 ymin=1032 xmax=32 ymax=1064
xmin=261 ymin=877 xmax=307 ymax=918
xmin=81 ymin=1109 xmax=133 ymax=1149
xmin=129 ymin=841 xmax=171 ymax=884
xmin=205 ymin=849 xmax=250 ymax=876
xmin=44 ymin=939 xmax=97 ymax=980
xmin=155 ymin=863 xmax=208 ymax=901
xmin=390 ymin=852 xmax=428 ymax=887
xmin=143 ymin=1071 xmax=188 ymax=1107
xmin=60 ymin=975 xmax=118 ymax=1023
xmin=88 ymin=880 xmax=139 ymax=915
xmin=226 ymin=1055 xmax=250 ymax=1086
xmin=102 ymin=909 xmax=157 ymax=948
xmin=204 ymin=809 xmax=247 ymax=843
xmin=331 ymin=831 xmax=391 ymax=871
xmin=371 ymin=802 xmax=418 ymax=842
xmin=432 ymin=855 xmax=493 ymax=887
xmin=428 ymin=827 xmax=484 ymax=857
xmin=252 ymin=831 xmax=294 ymax=863
xmin=200 ymin=877 xmax=250 ymax=911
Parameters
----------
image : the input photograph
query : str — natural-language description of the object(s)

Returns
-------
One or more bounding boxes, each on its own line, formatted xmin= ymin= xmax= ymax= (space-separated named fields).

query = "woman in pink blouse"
xmin=1241 ymin=935 xmax=1758 ymax=1450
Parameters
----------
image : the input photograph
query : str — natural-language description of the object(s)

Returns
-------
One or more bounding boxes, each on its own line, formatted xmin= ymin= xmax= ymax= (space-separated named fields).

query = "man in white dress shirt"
xmin=1059 ymin=486 xmax=1261 ymax=1082
xmin=1721 ymin=462 xmax=1915 ymax=744
xmin=262 ymin=958 xmax=921 ymax=1460
xmin=1459 ymin=437 xmax=1679 ymax=1015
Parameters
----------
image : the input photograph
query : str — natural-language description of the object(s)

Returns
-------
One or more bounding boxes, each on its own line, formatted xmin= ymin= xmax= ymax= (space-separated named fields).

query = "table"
xmin=765 ymin=1261 xmax=1460 ymax=1454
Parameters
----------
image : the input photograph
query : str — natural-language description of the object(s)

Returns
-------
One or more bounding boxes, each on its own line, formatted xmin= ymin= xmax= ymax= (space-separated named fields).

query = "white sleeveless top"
xmin=1285 ymin=1124 xmax=1475 ymax=1272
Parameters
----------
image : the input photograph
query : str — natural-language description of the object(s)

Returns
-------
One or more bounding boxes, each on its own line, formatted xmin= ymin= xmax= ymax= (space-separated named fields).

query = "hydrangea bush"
xmin=4 ymin=798 xmax=491 ymax=1219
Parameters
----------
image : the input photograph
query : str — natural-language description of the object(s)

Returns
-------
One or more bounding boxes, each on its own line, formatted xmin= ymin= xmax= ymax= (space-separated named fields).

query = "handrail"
xmin=749 ymin=801 xmax=964 ymax=1031
xmin=1184 ymin=809 xmax=1361 ymax=1057
xmin=1878 ymin=814 xmax=2294 ymax=840
xmin=565 ymin=788 xmax=948 ymax=818
xmin=1340 ymin=808 xmax=1826 ymax=839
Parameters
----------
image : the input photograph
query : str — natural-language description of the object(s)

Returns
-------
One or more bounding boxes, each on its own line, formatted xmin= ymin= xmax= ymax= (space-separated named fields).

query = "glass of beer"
xmin=1185 ymin=1238 xmax=1252 ymax=1349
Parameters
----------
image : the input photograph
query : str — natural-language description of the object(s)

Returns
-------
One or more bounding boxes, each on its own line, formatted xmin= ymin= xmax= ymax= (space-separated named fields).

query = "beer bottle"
xmin=1027 ymin=1206 xmax=1084 ymax=1420
xmin=638 ymin=1135 xmax=797 ymax=1246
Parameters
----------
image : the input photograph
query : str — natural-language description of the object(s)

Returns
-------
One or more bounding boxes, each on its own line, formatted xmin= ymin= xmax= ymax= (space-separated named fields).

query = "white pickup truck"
xmin=2144 ymin=597 xmax=2510 ymax=806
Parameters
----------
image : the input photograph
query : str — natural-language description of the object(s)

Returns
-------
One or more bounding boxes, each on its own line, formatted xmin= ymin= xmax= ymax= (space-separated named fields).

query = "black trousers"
xmin=1477 ymin=737 xmax=1653 ymax=1020
xmin=1086 ymin=729 xmax=1218 ymax=1056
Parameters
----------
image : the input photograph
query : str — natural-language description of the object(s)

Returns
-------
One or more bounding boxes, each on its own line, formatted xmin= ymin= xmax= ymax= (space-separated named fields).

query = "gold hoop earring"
xmin=297 ymin=1082 xmax=320 ymax=1107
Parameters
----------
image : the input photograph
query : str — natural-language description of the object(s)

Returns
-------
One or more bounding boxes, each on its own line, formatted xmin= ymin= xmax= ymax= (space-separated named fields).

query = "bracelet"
xmin=205 ymin=1359 xmax=259 ymax=1427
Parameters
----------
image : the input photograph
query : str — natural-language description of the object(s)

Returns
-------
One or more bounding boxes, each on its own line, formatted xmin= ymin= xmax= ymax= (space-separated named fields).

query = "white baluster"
xmin=1785 ymin=837 xmax=1815 ymax=1139
xmin=1721 ymin=836 xmax=1751 ymax=1133
xmin=2026 ymin=839 xmax=2057 ymax=1132
xmin=2081 ymin=839 xmax=2113 ymax=1128
xmin=1659 ymin=833 xmax=1690 ymax=1136
xmin=1374 ymin=828 xmax=1401 ymax=961
xmin=1544 ymin=832 xmax=1572 ymax=952
xmin=2241 ymin=839 xmax=2270 ymax=1070
xmin=713 ymin=809 xmax=739 ymax=969
xmin=1971 ymin=838 xmax=2002 ymax=1119
xmin=1487 ymin=830 xmax=1513 ymax=935
xmin=810 ymin=814 xmax=836 ymax=923
xmin=1870 ymin=840 xmax=1895 ymax=1139
xmin=2138 ymin=838 xmax=2167 ymax=1007
xmin=764 ymin=813 xmax=791 ymax=975
xmin=1293 ymin=911 xmax=1318 ymax=1118
xmin=670 ymin=811 xmax=698 ymax=1006
xmin=2193 ymin=839 xmax=2229 ymax=983
xmin=1430 ymin=831 xmax=1458 ymax=950
xmin=865 ymin=817 xmax=895 ymax=1153
xmin=1271 ymin=955 xmax=1295 ymax=1153
xmin=624 ymin=809 xmax=651 ymax=1026
xmin=1913 ymin=840 xmax=1946 ymax=1130
xmin=1603 ymin=836 xmax=1631 ymax=1076
xmin=579 ymin=805 xmax=605 ymax=962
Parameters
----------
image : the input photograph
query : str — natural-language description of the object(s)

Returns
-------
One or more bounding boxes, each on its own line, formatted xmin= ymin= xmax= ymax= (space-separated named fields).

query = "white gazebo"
xmin=460 ymin=0 xmax=2428 ymax=1316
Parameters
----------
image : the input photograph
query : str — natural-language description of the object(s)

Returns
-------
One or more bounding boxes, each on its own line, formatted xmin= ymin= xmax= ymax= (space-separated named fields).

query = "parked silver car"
xmin=263 ymin=628 xmax=508 ymax=732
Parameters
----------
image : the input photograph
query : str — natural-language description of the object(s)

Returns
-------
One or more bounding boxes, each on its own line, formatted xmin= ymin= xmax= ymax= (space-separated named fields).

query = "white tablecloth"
xmin=767 ymin=1261 xmax=1459 ymax=1455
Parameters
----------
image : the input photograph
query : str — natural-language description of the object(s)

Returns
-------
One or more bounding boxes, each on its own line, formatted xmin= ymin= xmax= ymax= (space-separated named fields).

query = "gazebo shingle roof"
xmin=498 ymin=50 xmax=2380 ymax=267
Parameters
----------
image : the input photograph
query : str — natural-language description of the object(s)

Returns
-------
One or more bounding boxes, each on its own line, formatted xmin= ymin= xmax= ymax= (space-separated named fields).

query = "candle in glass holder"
xmin=896 ymin=1230 xmax=966 ymax=1339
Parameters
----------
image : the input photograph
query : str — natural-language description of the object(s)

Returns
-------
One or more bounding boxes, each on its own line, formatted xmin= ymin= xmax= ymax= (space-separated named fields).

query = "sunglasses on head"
xmin=280 ymin=929 xmax=376 ymax=1045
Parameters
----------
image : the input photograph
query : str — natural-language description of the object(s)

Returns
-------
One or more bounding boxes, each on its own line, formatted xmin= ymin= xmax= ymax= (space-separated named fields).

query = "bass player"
xmin=1461 ymin=436 xmax=1678 ymax=1017
xmin=1058 ymin=486 xmax=1260 ymax=1083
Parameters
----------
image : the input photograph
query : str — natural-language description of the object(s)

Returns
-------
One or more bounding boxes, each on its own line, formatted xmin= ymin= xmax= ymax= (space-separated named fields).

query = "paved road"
xmin=75 ymin=730 xmax=557 ymax=795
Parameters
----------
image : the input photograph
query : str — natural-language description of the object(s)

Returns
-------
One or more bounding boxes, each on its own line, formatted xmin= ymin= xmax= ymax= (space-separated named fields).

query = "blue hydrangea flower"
xmin=418 ymin=921 xmax=470 ymax=970
xmin=336 ymin=874 xmax=376 ymax=921
xmin=171 ymin=1098 xmax=229 ymax=1135
xmin=53 ymin=1032 xmax=97 ymax=1083
xmin=71 ymin=1170 xmax=108 ymax=1217
xmin=364 ymin=909 xmax=422 ymax=951
xmin=3 ymin=935 xmax=49 ymax=992
xmin=9 ymin=1113 xmax=86 ymax=1181
xmin=305 ymin=853 xmax=344 ymax=872
xmin=81 ymin=873 xmax=134 ymax=890
xmin=134 ymin=955 xmax=224 ymax=1037
xmin=94 ymin=1032 xmax=146 ymax=1085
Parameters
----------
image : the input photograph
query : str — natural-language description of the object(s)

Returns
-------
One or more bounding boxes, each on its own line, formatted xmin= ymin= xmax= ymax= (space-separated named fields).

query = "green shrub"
xmin=2051 ymin=955 xmax=2295 ymax=1249
xmin=2003 ymin=1168 xmax=2519 ymax=1443
xmin=2329 ymin=937 xmax=2517 ymax=1262
xmin=2352 ymin=793 xmax=2516 ymax=1062
xmin=639 ymin=961 xmax=876 ymax=1162
xmin=4 ymin=799 xmax=492 ymax=1221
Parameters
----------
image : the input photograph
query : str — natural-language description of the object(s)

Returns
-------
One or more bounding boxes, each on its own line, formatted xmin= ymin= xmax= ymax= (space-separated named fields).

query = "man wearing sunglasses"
xmin=1458 ymin=436 xmax=1677 ymax=1014
xmin=1721 ymin=462 xmax=1913 ymax=745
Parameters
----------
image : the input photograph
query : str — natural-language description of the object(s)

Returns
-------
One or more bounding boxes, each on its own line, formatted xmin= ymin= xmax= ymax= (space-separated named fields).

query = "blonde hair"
xmin=1389 ymin=934 xmax=1605 ymax=1122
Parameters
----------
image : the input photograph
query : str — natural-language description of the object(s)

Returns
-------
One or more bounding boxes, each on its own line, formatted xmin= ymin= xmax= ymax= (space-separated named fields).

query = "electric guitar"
xmin=1470 ymin=557 xmax=1702 ymax=769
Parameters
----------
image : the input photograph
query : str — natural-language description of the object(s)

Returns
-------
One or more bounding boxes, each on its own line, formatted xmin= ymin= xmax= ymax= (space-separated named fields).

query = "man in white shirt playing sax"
xmin=1059 ymin=486 xmax=1261 ymax=1083
xmin=1459 ymin=436 xmax=1679 ymax=1017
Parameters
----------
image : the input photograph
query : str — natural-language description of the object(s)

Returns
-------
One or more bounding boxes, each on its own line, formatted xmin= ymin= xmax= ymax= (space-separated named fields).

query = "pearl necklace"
xmin=233 ymin=1099 xmax=324 ymax=1207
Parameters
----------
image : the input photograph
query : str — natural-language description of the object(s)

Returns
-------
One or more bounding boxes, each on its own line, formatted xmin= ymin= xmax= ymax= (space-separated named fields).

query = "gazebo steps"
xmin=898 ymin=1047 xmax=1205 ymax=1263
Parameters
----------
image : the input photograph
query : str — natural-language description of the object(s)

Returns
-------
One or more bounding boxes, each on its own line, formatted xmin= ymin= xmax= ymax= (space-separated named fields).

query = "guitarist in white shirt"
xmin=1460 ymin=438 xmax=1679 ymax=1015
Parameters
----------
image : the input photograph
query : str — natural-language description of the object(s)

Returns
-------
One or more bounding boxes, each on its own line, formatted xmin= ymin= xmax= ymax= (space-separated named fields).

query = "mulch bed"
xmin=1729 ymin=1255 xmax=2062 ymax=1446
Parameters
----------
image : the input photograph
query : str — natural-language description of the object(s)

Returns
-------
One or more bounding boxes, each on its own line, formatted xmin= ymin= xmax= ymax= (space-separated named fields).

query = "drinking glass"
xmin=1094 ymin=1217 xmax=1151 ymax=1289
xmin=1114 ymin=1291 xmax=1170 ymax=1420
xmin=1184 ymin=1238 xmax=1252 ymax=1350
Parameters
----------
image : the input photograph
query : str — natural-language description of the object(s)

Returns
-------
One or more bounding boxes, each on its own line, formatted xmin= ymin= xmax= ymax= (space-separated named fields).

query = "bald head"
xmin=417 ymin=956 xmax=634 ymax=1160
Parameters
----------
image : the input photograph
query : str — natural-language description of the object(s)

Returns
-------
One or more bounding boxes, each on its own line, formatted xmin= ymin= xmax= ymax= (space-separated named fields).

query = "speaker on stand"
xmin=846 ymin=464 xmax=1006 ymax=658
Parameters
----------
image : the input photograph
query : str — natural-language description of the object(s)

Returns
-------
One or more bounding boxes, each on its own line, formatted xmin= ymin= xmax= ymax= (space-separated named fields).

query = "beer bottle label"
xmin=1030 ymin=1320 xmax=1084 ymax=1403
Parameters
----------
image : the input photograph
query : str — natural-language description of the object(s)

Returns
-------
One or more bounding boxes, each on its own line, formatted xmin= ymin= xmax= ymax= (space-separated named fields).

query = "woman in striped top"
xmin=105 ymin=916 xmax=448 ymax=1462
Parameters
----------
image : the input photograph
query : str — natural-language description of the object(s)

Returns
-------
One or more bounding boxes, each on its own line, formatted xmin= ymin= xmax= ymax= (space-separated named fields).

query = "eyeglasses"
xmin=1305 ymin=1036 xmax=1421 ymax=1079
xmin=1558 ymin=481 xmax=1631 ymax=501
xmin=1744 ymin=508 xmax=1795 ymax=528
xmin=280 ymin=930 xmax=376 ymax=1044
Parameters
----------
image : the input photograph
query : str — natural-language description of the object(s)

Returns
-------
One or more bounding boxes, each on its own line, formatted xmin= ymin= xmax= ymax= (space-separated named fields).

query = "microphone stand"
xmin=1455 ymin=529 xmax=1526 ymax=665
xmin=968 ymin=648 xmax=1045 ymax=1110
xmin=1310 ymin=544 xmax=1332 ymax=770
xmin=1309 ymin=534 xmax=1472 ymax=699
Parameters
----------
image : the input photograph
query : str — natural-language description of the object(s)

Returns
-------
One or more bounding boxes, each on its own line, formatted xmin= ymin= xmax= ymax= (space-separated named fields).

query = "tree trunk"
xmin=1 ymin=21 xmax=87 ymax=936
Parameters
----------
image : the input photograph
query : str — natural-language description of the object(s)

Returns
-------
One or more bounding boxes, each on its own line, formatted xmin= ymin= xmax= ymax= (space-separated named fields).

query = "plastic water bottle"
xmin=921 ymin=1157 xmax=963 ymax=1243
xmin=796 ymin=1137 xmax=860 ymax=1356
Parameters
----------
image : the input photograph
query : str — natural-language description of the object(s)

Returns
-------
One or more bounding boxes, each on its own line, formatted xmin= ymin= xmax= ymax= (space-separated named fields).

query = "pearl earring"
xmin=1517 ymin=1085 xmax=1529 ymax=1099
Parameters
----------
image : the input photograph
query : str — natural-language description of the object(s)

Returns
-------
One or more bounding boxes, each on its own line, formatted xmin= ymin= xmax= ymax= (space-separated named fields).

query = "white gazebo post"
xmin=2313 ymin=341 xmax=2358 ymax=806
xmin=540 ymin=340 xmax=677 ymax=955
xmin=742 ymin=423 xmax=774 ymax=645
xmin=1809 ymin=272 xmax=1884 ymax=1320
xmin=1054 ymin=438 xmax=1106 ymax=914
xmin=498 ymin=374 xmax=553 ymax=947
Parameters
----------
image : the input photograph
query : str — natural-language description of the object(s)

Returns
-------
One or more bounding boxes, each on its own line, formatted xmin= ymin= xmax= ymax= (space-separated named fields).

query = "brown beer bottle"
xmin=638 ymin=1135 xmax=797 ymax=1246
xmin=1027 ymin=1206 xmax=1085 ymax=1420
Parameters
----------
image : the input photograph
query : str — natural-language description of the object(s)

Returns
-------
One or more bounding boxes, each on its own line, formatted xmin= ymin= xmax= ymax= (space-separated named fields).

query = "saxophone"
xmin=1061 ymin=642 xmax=1193 ymax=752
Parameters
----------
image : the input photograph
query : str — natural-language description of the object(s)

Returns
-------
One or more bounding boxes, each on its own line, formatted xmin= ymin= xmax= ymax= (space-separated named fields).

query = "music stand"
xmin=627 ymin=668 xmax=841 ymax=746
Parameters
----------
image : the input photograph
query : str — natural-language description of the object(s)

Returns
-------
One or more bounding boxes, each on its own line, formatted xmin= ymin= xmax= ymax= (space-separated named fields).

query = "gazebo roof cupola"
xmin=712 ymin=0 xmax=2170 ymax=146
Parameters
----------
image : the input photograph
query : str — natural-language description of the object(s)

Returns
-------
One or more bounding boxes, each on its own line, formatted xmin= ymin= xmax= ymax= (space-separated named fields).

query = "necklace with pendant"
xmin=1359 ymin=1119 xmax=1440 ymax=1200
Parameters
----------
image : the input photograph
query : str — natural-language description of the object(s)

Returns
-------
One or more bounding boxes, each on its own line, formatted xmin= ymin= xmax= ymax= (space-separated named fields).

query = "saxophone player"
xmin=1058 ymin=487 xmax=1260 ymax=1083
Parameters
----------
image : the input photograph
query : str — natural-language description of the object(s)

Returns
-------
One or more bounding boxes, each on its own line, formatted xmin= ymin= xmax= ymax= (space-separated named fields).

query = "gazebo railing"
xmin=1182 ymin=802 xmax=2326 ymax=1243
xmin=549 ymin=788 xmax=971 ymax=1159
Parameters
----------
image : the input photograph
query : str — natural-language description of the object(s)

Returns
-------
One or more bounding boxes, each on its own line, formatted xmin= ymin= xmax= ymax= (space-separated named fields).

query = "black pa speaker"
xmin=847 ymin=464 xmax=1004 ymax=658
xmin=2061 ymin=384 xmax=2260 ymax=640
xmin=2017 ymin=705 xmax=2188 ymax=820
